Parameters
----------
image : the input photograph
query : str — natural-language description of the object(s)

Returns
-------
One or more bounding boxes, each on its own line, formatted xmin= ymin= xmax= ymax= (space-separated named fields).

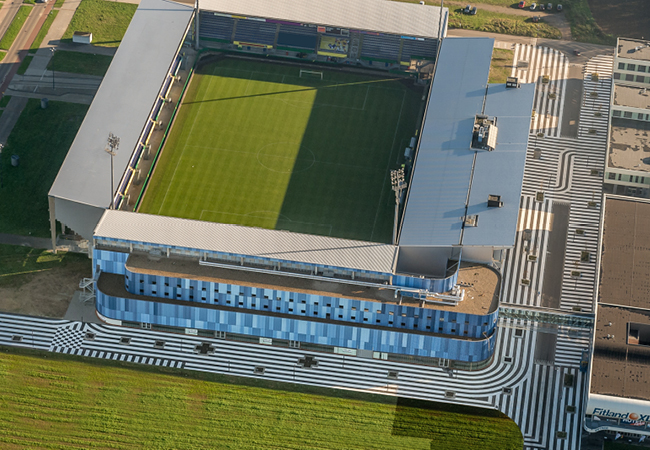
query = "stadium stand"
xmin=198 ymin=12 xmax=235 ymax=42
xmin=359 ymin=33 xmax=401 ymax=62
xmin=233 ymin=19 xmax=277 ymax=46
xmin=277 ymin=24 xmax=318 ymax=50
xmin=400 ymin=38 xmax=437 ymax=63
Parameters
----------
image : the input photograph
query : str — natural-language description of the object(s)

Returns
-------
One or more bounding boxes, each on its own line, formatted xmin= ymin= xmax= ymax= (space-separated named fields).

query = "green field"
xmin=139 ymin=58 xmax=422 ymax=243
xmin=0 ymin=347 xmax=523 ymax=449
xmin=0 ymin=99 xmax=88 ymax=237
xmin=48 ymin=50 xmax=113 ymax=76
xmin=61 ymin=0 xmax=137 ymax=47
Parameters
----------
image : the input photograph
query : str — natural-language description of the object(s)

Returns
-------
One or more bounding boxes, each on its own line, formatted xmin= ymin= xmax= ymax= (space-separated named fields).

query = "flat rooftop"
xmin=593 ymin=197 xmax=650 ymax=400
xmin=608 ymin=118 xmax=650 ymax=172
xmin=613 ymin=84 xmax=650 ymax=110
xmin=599 ymin=198 xmax=650 ymax=309
xmin=399 ymin=37 xmax=533 ymax=248
xmin=617 ymin=38 xmax=650 ymax=62
xmin=123 ymin=253 xmax=500 ymax=314
xmin=591 ymin=305 xmax=650 ymax=400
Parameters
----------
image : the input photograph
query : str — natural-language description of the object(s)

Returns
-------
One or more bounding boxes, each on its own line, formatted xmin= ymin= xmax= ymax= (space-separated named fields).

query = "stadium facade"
xmin=49 ymin=0 xmax=535 ymax=366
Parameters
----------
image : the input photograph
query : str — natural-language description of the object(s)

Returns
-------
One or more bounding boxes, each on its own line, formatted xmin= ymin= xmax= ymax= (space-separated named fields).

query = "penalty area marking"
xmin=256 ymin=142 xmax=316 ymax=173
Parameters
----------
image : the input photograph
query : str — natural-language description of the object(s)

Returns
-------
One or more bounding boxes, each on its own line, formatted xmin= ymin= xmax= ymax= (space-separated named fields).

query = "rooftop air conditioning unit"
xmin=487 ymin=194 xmax=503 ymax=208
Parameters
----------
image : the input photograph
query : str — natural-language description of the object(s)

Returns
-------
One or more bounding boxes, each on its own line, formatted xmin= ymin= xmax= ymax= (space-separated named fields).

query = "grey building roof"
xmin=617 ymin=38 xmax=650 ymax=62
xmin=400 ymin=37 xmax=493 ymax=247
xmin=463 ymin=83 xmax=534 ymax=246
xmin=200 ymin=0 xmax=447 ymax=39
xmin=48 ymin=0 xmax=193 ymax=207
xmin=95 ymin=210 xmax=398 ymax=274
xmin=399 ymin=37 xmax=533 ymax=248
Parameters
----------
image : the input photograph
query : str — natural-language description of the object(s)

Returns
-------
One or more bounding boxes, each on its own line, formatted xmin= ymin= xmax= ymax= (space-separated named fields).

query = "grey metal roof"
xmin=48 ymin=0 xmax=193 ymax=207
xmin=200 ymin=0 xmax=447 ymax=39
xmin=462 ymin=83 xmax=534 ymax=246
xmin=399 ymin=37 xmax=493 ymax=247
xmin=399 ymin=37 xmax=533 ymax=248
xmin=94 ymin=210 xmax=398 ymax=274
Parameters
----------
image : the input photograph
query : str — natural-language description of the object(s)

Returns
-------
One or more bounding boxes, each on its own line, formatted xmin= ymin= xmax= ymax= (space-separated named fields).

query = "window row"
xmin=613 ymin=72 xmax=650 ymax=84
xmin=618 ymin=62 xmax=648 ymax=72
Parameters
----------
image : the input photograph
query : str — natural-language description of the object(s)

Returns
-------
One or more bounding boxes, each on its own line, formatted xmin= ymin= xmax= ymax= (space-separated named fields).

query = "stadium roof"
xmin=399 ymin=37 xmax=533 ymax=248
xmin=200 ymin=0 xmax=447 ymax=39
xmin=48 ymin=0 xmax=193 ymax=207
xmin=94 ymin=210 xmax=398 ymax=274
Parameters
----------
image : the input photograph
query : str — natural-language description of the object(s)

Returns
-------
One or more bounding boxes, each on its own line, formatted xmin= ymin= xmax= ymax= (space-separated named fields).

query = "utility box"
xmin=72 ymin=31 xmax=92 ymax=44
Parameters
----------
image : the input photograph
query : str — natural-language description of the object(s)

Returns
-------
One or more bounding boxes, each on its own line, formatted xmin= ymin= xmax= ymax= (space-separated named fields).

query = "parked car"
xmin=557 ymin=4 xmax=562 ymax=10
xmin=470 ymin=6 xmax=477 ymax=14
xmin=530 ymin=2 xmax=536 ymax=10
xmin=547 ymin=3 xmax=552 ymax=10
xmin=518 ymin=1 xmax=526 ymax=8
xmin=573 ymin=50 xmax=581 ymax=56
xmin=532 ymin=15 xmax=540 ymax=22
xmin=538 ymin=3 xmax=545 ymax=10
xmin=464 ymin=4 xmax=471 ymax=13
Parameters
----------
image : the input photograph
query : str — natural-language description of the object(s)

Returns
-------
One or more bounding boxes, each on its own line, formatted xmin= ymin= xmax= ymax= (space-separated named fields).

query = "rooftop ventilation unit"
xmin=471 ymin=115 xmax=498 ymax=151
xmin=487 ymin=194 xmax=503 ymax=208
xmin=506 ymin=76 xmax=520 ymax=88
xmin=464 ymin=214 xmax=479 ymax=227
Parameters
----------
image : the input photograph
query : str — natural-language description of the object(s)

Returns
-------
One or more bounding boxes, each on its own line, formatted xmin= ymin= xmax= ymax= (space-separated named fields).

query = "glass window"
xmin=624 ymin=111 xmax=633 ymax=118
xmin=626 ymin=74 xmax=635 ymax=81
xmin=618 ymin=62 xmax=626 ymax=69
xmin=628 ymin=64 xmax=636 ymax=71
xmin=608 ymin=172 xmax=616 ymax=180
xmin=614 ymin=72 xmax=621 ymax=80
xmin=637 ymin=75 xmax=645 ymax=83
xmin=618 ymin=173 xmax=622 ymax=181
xmin=639 ymin=113 xmax=646 ymax=120
xmin=613 ymin=110 xmax=621 ymax=117
xmin=638 ymin=65 xmax=647 ymax=73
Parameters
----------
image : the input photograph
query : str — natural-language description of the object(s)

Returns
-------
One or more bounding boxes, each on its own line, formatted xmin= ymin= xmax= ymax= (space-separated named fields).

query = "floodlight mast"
xmin=390 ymin=168 xmax=407 ymax=245
xmin=105 ymin=133 xmax=120 ymax=209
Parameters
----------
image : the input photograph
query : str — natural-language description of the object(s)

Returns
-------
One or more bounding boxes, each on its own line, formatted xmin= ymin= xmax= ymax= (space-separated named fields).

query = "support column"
xmin=194 ymin=0 xmax=200 ymax=50
xmin=48 ymin=196 xmax=57 ymax=254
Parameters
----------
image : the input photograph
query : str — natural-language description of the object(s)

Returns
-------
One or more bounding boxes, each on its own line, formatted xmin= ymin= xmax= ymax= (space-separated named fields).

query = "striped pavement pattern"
xmin=511 ymin=44 xmax=569 ymax=137
xmin=0 ymin=311 xmax=590 ymax=450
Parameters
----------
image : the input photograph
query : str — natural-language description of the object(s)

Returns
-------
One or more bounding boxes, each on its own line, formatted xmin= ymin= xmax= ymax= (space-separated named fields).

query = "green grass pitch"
xmin=0 ymin=348 xmax=524 ymax=449
xmin=138 ymin=57 xmax=423 ymax=243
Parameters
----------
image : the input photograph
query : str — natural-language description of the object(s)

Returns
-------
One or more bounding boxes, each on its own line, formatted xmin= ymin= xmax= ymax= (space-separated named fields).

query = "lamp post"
xmin=390 ymin=167 xmax=407 ymax=245
xmin=105 ymin=133 xmax=120 ymax=208
xmin=50 ymin=47 xmax=55 ymax=90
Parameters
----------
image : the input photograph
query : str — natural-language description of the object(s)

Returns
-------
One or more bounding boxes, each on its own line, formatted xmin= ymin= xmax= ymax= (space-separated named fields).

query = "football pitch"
xmin=138 ymin=57 xmax=423 ymax=243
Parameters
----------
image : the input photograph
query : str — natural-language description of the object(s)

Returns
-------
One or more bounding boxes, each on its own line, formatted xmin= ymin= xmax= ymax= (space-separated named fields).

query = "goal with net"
xmin=299 ymin=69 xmax=323 ymax=80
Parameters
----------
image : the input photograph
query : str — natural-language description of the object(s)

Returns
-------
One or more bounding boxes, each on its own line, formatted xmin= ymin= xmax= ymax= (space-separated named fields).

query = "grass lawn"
xmin=489 ymin=48 xmax=514 ymax=83
xmin=61 ymin=0 xmax=136 ymax=47
xmin=0 ymin=347 xmax=523 ymax=449
xmin=29 ymin=9 xmax=58 ymax=53
xmin=47 ymin=50 xmax=112 ymax=76
xmin=0 ymin=95 xmax=10 ymax=107
xmin=138 ymin=58 xmax=422 ymax=243
xmin=0 ymin=5 xmax=32 ymax=51
xmin=16 ymin=54 xmax=33 ymax=75
xmin=0 ymin=244 xmax=87 ymax=288
xmin=0 ymin=99 xmax=88 ymax=237
xmin=563 ymin=0 xmax=615 ymax=45
xmin=448 ymin=6 xmax=561 ymax=38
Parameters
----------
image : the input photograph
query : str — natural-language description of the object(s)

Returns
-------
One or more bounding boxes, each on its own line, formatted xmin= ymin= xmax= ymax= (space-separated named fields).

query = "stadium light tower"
xmin=390 ymin=168 xmax=407 ymax=244
xmin=105 ymin=133 xmax=120 ymax=209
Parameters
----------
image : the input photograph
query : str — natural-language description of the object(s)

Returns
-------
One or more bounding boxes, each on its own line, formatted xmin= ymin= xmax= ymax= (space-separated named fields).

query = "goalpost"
xmin=299 ymin=69 xmax=323 ymax=80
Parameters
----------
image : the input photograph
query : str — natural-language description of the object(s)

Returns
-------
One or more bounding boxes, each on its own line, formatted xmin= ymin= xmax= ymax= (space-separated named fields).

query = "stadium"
xmin=48 ymin=0 xmax=534 ymax=367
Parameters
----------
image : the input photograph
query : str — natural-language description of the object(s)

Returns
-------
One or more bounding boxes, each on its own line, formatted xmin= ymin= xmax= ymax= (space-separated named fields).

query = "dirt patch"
xmin=588 ymin=0 xmax=650 ymax=40
xmin=0 ymin=260 xmax=91 ymax=318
